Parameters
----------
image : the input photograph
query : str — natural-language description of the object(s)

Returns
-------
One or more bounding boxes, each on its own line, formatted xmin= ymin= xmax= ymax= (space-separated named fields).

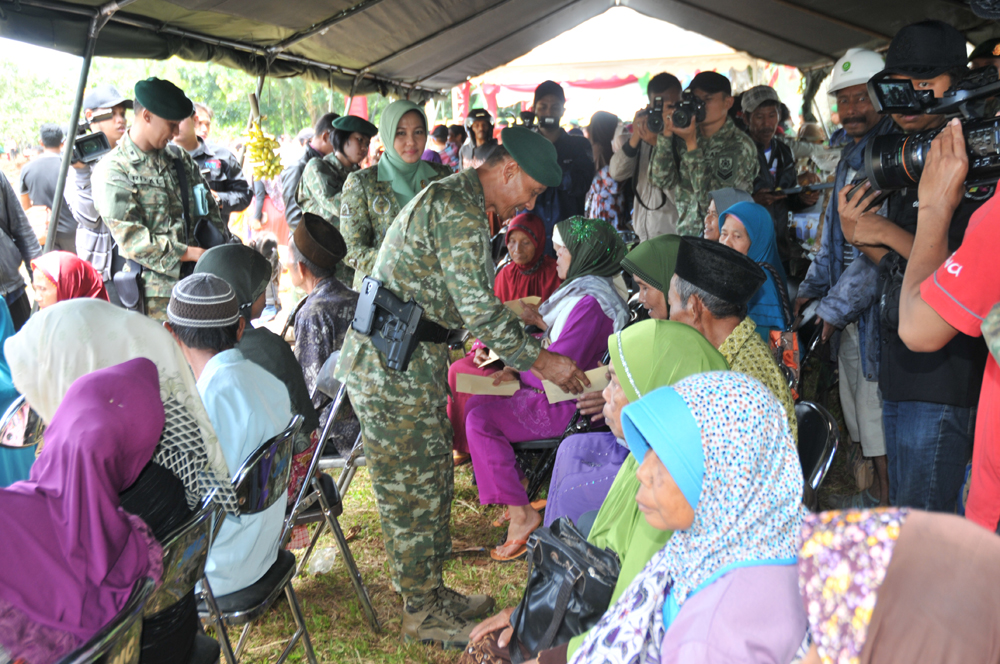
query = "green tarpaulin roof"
xmin=0 ymin=0 xmax=997 ymax=100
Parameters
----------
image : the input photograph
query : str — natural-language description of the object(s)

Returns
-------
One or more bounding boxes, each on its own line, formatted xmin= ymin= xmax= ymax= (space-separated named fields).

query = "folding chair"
xmin=280 ymin=352 xmax=379 ymax=631
xmin=148 ymin=501 xmax=221 ymax=664
xmin=795 ymin=401 xmax=840 ymax=512
xmin=0 ymin=395 xmax=46 ymax=484
xmin=512 ymin=411 xmax=595 ymax=502
xmin=57 ymin=577 xmax=156 ymax=664
xmin=312 ymin=351 xmax=366 ymax=498
xmin=198 ymin=415 xmax=317 ymax=664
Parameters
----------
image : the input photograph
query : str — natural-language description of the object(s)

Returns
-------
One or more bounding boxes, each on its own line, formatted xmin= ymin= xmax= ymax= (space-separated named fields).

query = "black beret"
xmin=294 ymin=213 xmax=347 ymax=269
xmin=674 ymin=237 xmax=765 ymax=306
xmin=134 ymin=77 xmax=193 ymax=122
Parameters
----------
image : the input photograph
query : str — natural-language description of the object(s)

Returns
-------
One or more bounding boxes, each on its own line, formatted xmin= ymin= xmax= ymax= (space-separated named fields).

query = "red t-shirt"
xmin=921 ymin=189 xmax=1000 ymax=530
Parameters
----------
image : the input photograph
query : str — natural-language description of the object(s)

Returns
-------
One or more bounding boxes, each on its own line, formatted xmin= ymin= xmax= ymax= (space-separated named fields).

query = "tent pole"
xmin=46 ymin=0 xmax=136 ymax=253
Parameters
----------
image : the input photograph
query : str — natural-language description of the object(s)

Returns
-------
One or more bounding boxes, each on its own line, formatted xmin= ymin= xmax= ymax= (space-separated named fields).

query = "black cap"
xmin=466 ymin=108 xmax=493 ymax=122
xmin=689 ymin=71 xmax=732 ymax=96
xmin=39 ymin=123 xmax=63 ymax=148
xmin=970 ymin=38 xmax=1000 ymax=62
xmin=971 ymin=0 xmax=1000 ymax=19
xmin=534 ymin=80 xmax=565 ymax=103
xmin=674 ymin=237 xmax=765 ymax=306
xmin=882 ymin=21 xmax=968 ymax=79
xmin=83 ymin=83 xmax=133 ymax=111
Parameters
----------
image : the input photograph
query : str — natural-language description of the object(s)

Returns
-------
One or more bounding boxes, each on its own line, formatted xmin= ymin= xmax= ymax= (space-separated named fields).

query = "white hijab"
xmin=5 ymin=299 xmax=237 ymax=513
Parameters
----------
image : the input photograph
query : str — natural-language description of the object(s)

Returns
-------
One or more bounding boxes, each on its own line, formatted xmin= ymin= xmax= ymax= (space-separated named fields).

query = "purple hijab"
xmin=0 ymin=358 xmax=165 ymax=640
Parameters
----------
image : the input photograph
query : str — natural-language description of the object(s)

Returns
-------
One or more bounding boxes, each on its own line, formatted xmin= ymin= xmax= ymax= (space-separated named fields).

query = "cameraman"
xmin=837 ymin=21 xmax=989 ymax=514
xmin=743 ymin=85 xmax=821 ymax=266
xmin=648 ymin=71 xmax=758 ymax=237
xmin=609 ymin=72 xmax=681 ymax=241
xmin=67 ymin=84 xmax=131 ymax=299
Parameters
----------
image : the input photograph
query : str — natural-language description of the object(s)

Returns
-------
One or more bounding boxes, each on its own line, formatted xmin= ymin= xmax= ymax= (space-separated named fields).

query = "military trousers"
xmin=348 ymin=387 xmax=453 ymax=605
xmin=145 ymin=296 xmax=170 ymax=322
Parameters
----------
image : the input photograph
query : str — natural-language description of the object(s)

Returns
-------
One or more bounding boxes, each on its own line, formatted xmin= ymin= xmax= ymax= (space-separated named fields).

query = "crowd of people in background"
xmin=4 ymin=9 xmax=1000 ymax=664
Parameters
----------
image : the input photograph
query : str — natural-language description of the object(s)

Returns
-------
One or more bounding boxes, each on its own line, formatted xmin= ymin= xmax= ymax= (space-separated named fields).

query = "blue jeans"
xmin=883 ymin=400 xmax=976 ymax=513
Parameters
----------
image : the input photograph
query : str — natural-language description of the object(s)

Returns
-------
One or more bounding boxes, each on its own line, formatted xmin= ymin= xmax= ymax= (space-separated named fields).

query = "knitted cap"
xmin=168 ymin=273 xmax=240 ymax=328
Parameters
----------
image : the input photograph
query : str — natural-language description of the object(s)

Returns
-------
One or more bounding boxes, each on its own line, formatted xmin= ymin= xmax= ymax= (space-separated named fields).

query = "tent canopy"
xmin=0 ymin=0 xmax=995 ymax=101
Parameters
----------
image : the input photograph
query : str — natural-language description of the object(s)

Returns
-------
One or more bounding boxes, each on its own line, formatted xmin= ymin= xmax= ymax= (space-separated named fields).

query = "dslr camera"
xmin=73 ymin=109 xmax=113 ymax=164
xmin=671 ymin=90 xmax=707 ymax=129
xmin=646 ymin=96 xmax=665 ymax=134
xmin=865 ymin=66 xmax=1000 ymax=189
xmin=512 ymin=110 xmax=559 ymax=132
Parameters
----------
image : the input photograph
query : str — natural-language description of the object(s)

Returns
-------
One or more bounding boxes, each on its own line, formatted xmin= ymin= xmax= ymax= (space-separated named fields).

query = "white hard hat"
xmin=828 ymin=48 xmax=885 ymax=95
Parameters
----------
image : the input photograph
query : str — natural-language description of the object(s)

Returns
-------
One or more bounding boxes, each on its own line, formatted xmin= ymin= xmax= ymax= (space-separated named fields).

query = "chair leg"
xmin=327 ymin=511 xmax=380 ymax=631
xmin=234 ymin=623 xmax=254 ymax=660
xmin=525 ymin=447 xmax=558 ymax=502
xmin=200 ymin=577 xmax=237 ymax=664
xmin=336 ymin=434 xmax=363 ymax=496
xmin=281 ymin=583 xmax=318 ymax=664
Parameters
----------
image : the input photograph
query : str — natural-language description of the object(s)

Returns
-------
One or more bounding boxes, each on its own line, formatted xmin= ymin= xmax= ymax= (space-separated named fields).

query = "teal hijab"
xmin=0 ymin=299 xmax=30 ymax=487
xmin=377 ymin=100 xmax=438 ymax=206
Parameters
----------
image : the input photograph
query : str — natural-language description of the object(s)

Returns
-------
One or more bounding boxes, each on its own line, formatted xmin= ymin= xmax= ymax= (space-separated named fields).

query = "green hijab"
xmin=194 ymin=244 xmax=271 ymax=318
xmin=620 ymin=234 xmax=680 ymax=293
xmin=608 ymin=318 xmax=727 ymax=403
xmin=553 ymin=216 xmax=626 ymax=285
xmin=376 ymin=100 xmax=439 ymax=206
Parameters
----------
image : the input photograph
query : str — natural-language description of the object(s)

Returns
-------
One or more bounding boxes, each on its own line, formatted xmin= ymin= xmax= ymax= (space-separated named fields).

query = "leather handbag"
xmin=507 ymin=518 xmax=620 ymax=663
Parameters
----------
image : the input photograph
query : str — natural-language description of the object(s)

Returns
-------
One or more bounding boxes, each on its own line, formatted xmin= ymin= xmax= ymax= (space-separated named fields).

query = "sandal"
xmin=490 ymin=538 xmax=529 ymax=562
xmin=490 ymin=499 xmax=548 ymax=528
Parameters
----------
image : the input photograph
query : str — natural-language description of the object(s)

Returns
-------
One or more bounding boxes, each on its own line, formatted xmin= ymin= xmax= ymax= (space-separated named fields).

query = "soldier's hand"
xmin=532 ymin=349 xmax=589 ymax=394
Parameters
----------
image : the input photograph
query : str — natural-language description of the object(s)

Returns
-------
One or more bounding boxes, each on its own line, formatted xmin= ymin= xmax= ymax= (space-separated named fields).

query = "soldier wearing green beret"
xmin=297 ymin=115 xmax=380 ymax=285
xmin=93 ymin=77 xmax=228 ymax=320
xmin=333 ymin=125 xmax=590 ymax=647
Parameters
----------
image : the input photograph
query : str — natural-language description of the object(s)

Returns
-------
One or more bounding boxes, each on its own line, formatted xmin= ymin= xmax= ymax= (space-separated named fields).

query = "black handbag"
xmin=507 ymin=518 xmax=620 ymax=663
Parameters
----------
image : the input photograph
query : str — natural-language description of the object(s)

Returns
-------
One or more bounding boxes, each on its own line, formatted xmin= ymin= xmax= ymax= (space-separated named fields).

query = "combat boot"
xmin=401 ymin=597 xmax=475 ymax=649
xmin=436 ymin=585 xmax=495 ymax=620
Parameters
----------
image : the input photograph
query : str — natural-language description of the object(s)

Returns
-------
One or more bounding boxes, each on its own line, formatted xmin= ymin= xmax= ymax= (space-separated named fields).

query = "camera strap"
xmin=170 ymin=150 xmax=194 ymax=245
xmin=631 ymin=142 xmax=666 ymax=212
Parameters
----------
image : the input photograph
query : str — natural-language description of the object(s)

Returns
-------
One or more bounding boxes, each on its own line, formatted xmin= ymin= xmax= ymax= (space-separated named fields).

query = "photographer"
xmin=67 ymin=84 xmax=131 ymax=297
xmin=837 ymin=21 xmax=989 ymax=514
xmin=459 ymin=108 xmax=498 ymax=169
xmin=531 ymin=80 xmax=595 ymax=255
xmin=609 ymin=72 xmax=681 ymax=241
xmin=173 ymin=107 xmax=252 ymax=218
xmin=743 ymin=85 xmax=820 ymax=266
xmin=648 ymin=71 xmax=759 ymax=237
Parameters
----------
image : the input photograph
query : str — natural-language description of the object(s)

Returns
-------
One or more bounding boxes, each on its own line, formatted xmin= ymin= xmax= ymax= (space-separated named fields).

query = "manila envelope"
xmin=504 ymin=296 xmax=542 ymax=317
xmin=542 ymin=367 xmax=611 ymax=404
xmin=456 ymin=373 xmax=519 ymax=396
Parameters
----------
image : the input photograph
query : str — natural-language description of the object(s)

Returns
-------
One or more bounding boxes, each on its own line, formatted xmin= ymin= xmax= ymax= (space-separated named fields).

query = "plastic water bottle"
xmin=306 ymin=547 xmax=338 ymax=575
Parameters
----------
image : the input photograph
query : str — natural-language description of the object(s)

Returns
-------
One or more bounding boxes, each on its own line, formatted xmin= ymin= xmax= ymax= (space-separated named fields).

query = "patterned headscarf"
xmin=570 ymin=371 xmax=805 ymax=664
xmin=798 ymin=509 xmax=908 ymax=664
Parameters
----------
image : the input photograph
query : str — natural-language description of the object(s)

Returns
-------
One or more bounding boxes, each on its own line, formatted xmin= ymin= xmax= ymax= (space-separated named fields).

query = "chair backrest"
xmin=145 ymin=501 xmax=216 ymax=616
xmin=312 ymin=350 xmax=342 ymax=402
xmin=0 ymin=395 xmax=45 ymax=450
xmin=232 ymin=415 xmax=303 ymax=517
xmin=57 ymin=577 xmax=156 ymax=664
xmin=795 ymin=401 xmax=839 ymax=491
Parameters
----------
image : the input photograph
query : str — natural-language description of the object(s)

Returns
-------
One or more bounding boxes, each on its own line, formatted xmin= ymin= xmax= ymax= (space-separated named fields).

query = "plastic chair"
xmin=198 ymin=415 xmax=316 ymax=664
xmin=795 ymin=401 xmax=840 ymax=512
xmin=512 ymin=411 xmax=595 ymax=502
xmin=280 ymin=352 xmax=379 ymax=631
xmin=148 ymin=501 xmax=221 ymax=664
xmin=57 ymin=577 xmax=156 ymax=664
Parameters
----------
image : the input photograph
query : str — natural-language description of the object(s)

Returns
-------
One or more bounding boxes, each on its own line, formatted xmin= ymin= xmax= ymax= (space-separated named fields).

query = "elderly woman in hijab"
xmin=340 ymin=100 xmax=453 ymax=290
xmin=448 ymin=211 xmax=561 ymax=464
xmin=0 ymin=359 xmax=166 ymax=664
xmin=465 ymin=217 xmax=627 ymax=561
xmin=703 ymin=187 xmax=754 ymax=241
xmin=717 ymin=200 xmax=791 ymax=341
xmin=569 ymin=371 xmax=807 ymax=664
xmin=544 ymin=320 xmax=727 ymax=528
xmin=30 ymin=250 xmax=108 ymax=309
xmin=799 ymin=508 xmax=1000 ymax=664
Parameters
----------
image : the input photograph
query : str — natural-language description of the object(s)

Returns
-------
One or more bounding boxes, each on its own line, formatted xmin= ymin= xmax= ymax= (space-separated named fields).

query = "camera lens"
xmin=863 ymin=133 xmax=925 ymax=190
xmin=672 ymin=108 xmax=692 ymax=129
xmin=647 ymin=110 xmax=663 ymax=134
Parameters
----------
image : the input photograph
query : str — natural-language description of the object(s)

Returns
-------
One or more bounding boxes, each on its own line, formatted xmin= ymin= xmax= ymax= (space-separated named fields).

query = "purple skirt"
xmin=544 ymin=431 xmax=630 ymax=528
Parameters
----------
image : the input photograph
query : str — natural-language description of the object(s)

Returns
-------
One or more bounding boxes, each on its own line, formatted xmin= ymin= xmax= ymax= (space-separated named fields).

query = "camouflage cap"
xmin=294 ymin=213 xmax=347 ymax=269
xmin=500 ymin=126 xmax=562 ymax=188
xmin=134 ymin=77 xmax=193 ymax=121
xmin=741 ymin=85 xmax=781 ymax=115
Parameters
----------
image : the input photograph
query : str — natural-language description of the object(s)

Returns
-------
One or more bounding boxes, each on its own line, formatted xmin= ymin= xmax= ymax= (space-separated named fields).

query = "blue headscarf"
xmin=0 ymin=299 xmax=30 ymax=487
xmin=720 ymin=201 xmax=788 ymax=333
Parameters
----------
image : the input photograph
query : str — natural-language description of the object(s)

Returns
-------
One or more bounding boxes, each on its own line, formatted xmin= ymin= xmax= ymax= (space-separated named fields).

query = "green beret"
xmin=134 ymin=77 xmax=193 ymax=122
xmin=500 ymin=126 xmax=562 ymax=188
xmin=332 ymin=115 xmax=378 ymax=137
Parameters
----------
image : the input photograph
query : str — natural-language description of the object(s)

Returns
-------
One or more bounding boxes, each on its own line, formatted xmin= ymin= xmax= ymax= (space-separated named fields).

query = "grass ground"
xmin=234 ymin=464 xmax=526 ymax=664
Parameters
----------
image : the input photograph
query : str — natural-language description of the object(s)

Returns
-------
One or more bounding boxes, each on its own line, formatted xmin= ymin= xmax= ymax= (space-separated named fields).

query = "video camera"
xmin=510 ymin=110 xmax=559 ymax=132
xmin=73 ymin=109 xmax=113 ymax=164
xmin=864 ymin=66 xmax=1000 ymax=189
xmin=671 ymin=90 xmax=707 ymax=129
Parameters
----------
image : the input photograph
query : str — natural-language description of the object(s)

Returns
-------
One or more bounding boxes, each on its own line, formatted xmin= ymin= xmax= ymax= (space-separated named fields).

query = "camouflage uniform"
xmin=648 ymin=116 xmax=759 ymax=237
xmin=94 ymin=132 xmax=225 ymax=320
xmin=339 ymin=161 xmax=452 ymax=290
xmin=296 ymin=152 xmax=356 ymax=224
xmin=333 ymin=168 xmax=540 ymax=604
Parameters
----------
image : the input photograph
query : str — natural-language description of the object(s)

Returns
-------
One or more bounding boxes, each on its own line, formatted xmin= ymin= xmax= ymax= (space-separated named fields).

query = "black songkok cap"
xmin=674 ymin=237 xmax=766 ymax=306
xmin=294 ymin=213 xmax=347 ymax=269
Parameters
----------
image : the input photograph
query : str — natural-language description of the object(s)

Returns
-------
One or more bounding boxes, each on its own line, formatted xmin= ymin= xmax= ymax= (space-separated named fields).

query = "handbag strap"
xmin=760 ymin=260 xmax=793 ymax=331
xmin=171 ymin=150 xmax=193 ymax=244
xmin=509 ymin=561 xmax=581 ymax=664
